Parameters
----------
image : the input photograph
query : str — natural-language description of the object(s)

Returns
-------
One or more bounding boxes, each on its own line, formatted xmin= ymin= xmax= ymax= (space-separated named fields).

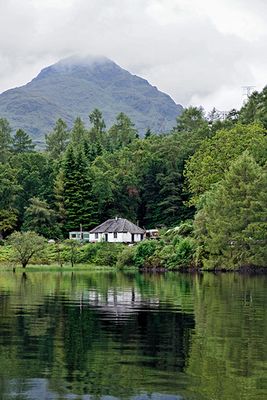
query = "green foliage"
xmin=194 ymin=152 xmax=267 ymax=269
xmin=185 ymin=123 xmax=267 ymax=205
xmin=133 ymin=240 xmax=159 ymax=268
xmin=116 ymin=245 xmax=136 ymax=268
xmin=0 ymin=118 xmax=12 ymax=162
xmin=62 ymin=145 xmax=98 ymax=231
xmin=107 ymin=112 xmax=138 ymax=151
xmin=239 ymin=86 xmax=267 ymax=128
xmin=70 ymin=117 xmax=87 ymax=144
xmin=7 ymin=231 xmax=46 ymax=268
xmin=83 ymin=242 xmax=125 ymax=266
xmin=12 ymin=129 xmax=35 ymax=153
xmin=22 ymin=197 xmax=59 ymax=238
xmin=88 ymin=108 xmax=106 ymax=147
xmin=45 ymin=118 xmax=69 ymax=159
xmin=173 ymin=106 xmax=209 ymax=134
xmin=0 ymin=163 xmax=21 ymax=238
xmin=11 ymin=152 xmax=55 ymax=225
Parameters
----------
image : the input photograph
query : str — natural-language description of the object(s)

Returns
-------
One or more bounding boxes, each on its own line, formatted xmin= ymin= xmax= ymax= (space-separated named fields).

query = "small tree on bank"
xmin=8 ymin=231 xmax=46 ymax=268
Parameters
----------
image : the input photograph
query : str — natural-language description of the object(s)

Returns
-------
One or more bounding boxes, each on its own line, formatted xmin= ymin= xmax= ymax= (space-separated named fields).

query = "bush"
xmin=133 ymin=240 xmax=159 ymax=268
xmin=116 ymin=246 xmax=136 ymax=268
xmin=83 ymin=242 xmax=125 ymax=266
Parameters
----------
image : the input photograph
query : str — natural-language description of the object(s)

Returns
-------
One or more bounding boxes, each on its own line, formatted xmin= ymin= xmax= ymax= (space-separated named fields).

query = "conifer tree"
xmin=89 ymin=109 xmax=106 ymax=144
xmin=12 ymin=129 xmax=35 ymax=153
xmin=63 ymin=145 xmax=98 ymax=232
xmin=0 ymin=118 xmax=12 ymax=163
xmin=107 ymin=112 xmax=138 ymax=150
xmin=45 ymin=119 xmax=69 ymax=159
xmin=71 ymin=117 xmax=87 ymax=144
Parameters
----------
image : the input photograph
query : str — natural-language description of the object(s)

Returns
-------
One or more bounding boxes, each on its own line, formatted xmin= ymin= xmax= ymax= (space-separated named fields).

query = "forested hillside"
xmin=0 ymin=86 xmax=266 ymax=269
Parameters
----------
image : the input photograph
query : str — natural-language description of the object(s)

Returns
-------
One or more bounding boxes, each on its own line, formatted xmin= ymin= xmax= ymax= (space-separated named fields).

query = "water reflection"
xmin=0 ymin=271 xmax=266 ymax=400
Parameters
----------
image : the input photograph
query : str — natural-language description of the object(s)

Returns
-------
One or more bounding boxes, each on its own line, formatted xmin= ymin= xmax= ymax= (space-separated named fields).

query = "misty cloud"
xmin=0 ymin=0 xmax=266 ymax=111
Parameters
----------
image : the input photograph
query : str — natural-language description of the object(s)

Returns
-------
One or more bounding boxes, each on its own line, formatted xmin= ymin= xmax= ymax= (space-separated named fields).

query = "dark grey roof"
xmin=89 ymin=218 xmax=145 ymax=234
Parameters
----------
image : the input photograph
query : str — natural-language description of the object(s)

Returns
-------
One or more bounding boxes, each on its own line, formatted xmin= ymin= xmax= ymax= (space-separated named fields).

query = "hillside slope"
xmin=0 ymin=56 xmax=183 ymax=140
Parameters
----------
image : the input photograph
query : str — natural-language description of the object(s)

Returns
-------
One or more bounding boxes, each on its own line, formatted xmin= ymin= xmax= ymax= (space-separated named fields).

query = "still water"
xmin=0 ymin=271 xmax=266 ymax=400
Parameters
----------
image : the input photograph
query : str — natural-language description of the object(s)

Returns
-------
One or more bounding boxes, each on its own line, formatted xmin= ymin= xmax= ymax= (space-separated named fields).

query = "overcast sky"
xmin=0 ymin=0 xmax=266 ymax=111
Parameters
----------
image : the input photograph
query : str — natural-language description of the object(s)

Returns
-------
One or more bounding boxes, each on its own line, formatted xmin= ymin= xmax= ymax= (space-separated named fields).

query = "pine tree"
xmin=89 ymin=109 xmax=106 ymax=145
xmin=63 ymin=145 xmax=98 ymax=232
xmin=12 ymin=129 xmax=35 ymax=153
xmin=0 ymin=118 xmax=12 ymax=163
xmin=71 ymin=117 xmax=87 ymax=145
xmin=45 ymin=119 xmax=69 ymax=159
xmin=107 ymin=112 xmax=138 ymax=150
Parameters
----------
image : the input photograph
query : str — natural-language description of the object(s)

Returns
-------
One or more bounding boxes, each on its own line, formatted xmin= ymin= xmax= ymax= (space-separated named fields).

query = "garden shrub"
xmin=116 ymin=245 xmax=136 ymax=268
xmin=133 ymin=240 xmax=159 ymax=268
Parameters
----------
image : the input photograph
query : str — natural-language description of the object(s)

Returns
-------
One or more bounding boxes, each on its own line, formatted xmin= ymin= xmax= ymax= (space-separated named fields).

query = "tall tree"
xmin=62 ymin=145 xmax=98 ymax=231
xmin=12 ymin=129 xmax=35 ymax=153
xmin=0 ymin=164 xmax=21 ymax=238
xmin=0 ymin=118 xmax=12 ymax=163
xmin=11 ymin=152 xmax=55 ymax=227
xmin=239 ymin=86 xmax=267 ymax=129
xmin=22 ymin=197 xmax=57 ymax=238
xmin=45 ymin=119 xmax=69 ymax=159
xmin=89 ymin=109 xmax=106 ymax=144
xmin=194 ymin=152 xmax=267 ymax=269
xmin=173 ymin=106 xmax=209 ymax=134
xmin=107 ymin=112 xmax=138 ymax=150
xmin=70 ymin=117 xmax=87 ymax=145
xmin=185 ymin=123 xmax=267 ymax=205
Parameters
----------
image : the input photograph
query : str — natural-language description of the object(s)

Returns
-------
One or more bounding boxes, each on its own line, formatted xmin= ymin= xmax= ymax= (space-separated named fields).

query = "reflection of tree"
xmin=0 ymin=271 xmax=195 ymax=398
xmin=186 ymin=274 xmax=267 ymax=400
xmin=0 ymin=271 xmax=265 ymax=400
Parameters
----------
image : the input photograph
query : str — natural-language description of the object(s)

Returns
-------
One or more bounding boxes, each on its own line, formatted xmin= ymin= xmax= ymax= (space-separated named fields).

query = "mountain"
xmin=0 ymin=55 xmax=183 ymax=141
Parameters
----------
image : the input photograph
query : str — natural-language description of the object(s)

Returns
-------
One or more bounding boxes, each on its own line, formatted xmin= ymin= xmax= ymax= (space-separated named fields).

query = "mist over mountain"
xmin=0 ymin=56 xmax=183 ymax=141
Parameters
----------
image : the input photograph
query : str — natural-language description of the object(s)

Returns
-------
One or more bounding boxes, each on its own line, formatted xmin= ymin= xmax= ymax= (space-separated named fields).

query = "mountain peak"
xmin=0 ymin=56 xmax=183 ymax=140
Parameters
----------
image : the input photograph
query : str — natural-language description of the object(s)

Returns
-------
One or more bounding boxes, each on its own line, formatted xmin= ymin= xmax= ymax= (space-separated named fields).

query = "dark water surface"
xmin=0 ymin=271 xmax=266 ymax=400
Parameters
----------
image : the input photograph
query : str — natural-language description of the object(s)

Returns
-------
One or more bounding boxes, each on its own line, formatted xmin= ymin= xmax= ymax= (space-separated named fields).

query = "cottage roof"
xmin=89 ymin=218 xmax=145 ymax=234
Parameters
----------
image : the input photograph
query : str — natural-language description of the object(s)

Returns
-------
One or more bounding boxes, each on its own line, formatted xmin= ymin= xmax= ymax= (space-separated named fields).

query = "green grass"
xmin=0 ymin=263 xmax=118 ymax=272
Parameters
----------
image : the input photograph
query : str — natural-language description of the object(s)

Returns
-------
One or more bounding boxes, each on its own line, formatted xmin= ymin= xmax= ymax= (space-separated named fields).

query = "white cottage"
xmin=89 ymin=218 xmax=145 ymax=243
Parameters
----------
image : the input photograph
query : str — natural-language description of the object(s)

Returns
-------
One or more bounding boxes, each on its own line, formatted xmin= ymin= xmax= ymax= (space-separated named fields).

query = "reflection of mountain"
xmin=0 ymin=55 xmax=183 ymax=141
xmin=0 ymin=271 xmax=195 ymax=398
xmin=1 ymin=272 xmax=265 ymax=400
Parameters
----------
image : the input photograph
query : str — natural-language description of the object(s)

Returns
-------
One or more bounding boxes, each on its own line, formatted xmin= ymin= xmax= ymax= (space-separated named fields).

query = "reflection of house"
xmin=89 ymin=217 xmax=145 ymax=243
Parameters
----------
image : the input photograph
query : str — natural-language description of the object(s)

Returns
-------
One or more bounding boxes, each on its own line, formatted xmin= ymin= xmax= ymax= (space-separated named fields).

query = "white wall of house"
xmin=89 ymin=232 xmax=144 ymax=243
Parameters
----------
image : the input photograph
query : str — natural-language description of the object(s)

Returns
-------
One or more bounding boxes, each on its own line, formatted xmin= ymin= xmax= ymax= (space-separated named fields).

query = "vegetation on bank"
xmin=0 ymin=87 xmax=266 ymax=270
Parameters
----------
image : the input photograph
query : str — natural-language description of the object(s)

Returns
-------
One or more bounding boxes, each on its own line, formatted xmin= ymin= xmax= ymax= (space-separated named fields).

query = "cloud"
xmin=0 ymin=0 xmax=266 ymax=111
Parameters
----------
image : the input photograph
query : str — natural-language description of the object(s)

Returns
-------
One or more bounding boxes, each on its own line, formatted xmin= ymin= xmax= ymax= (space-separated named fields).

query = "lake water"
xmin=0 ymin=270 xmax=266 ymax=400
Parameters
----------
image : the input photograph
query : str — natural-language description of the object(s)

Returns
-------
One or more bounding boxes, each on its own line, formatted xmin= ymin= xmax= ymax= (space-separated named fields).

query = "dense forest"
xmin=0 ymin=87 xmax=266 ymax=269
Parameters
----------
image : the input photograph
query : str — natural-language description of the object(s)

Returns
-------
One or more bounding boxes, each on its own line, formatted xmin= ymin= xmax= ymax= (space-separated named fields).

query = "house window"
xmin=114 ymin=232 xmax=117 ymax=239
xmin=95 ymin=233 xmax=99 ymax=239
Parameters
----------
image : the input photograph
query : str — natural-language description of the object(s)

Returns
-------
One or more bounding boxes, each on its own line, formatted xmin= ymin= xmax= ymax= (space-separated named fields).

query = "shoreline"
xmin=0 ymin=263 xmax=266 ymax=274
